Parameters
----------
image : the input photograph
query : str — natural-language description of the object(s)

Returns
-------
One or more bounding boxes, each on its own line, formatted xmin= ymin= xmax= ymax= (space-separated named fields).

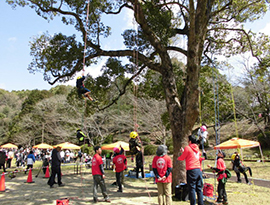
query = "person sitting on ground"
xmin=76 ymin=74 xmax=94 ymax=101
xmin=208 ymin=150 xmax=228 ymax=205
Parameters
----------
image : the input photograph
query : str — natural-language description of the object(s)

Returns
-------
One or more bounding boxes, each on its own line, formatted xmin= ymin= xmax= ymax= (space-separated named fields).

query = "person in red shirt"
xmin=112 ymin=146 xmax=127 ymax=192
xmin=152 ymin=145 xmax=172 ymax=205
xmin=177 ymin=135 xmax=204 ymax=205
xmin=207 ymin=150 xmax=228 ymax=205
xmin=92 ymin=146 xmax=110 ymax=203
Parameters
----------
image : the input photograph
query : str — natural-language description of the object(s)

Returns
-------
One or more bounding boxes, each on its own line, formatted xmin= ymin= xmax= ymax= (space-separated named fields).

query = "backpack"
xmin=225 ymin=169 xmax=231 ymax=178
xmin=203 ymin=183 xmax=214 ymax=197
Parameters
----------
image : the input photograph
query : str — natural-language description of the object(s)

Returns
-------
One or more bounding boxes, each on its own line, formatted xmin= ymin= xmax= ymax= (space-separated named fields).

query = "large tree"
xmin=7 ymin=0 xmax=270 ymax=189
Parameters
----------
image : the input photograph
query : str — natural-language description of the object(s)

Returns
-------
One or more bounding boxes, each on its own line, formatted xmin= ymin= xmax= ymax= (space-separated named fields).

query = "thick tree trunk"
xmin=161 ymin=37 xmax=203 ymax=193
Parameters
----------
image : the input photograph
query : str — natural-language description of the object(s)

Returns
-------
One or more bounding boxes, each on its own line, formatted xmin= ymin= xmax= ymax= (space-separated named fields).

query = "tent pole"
xmin=259 ymin=145 xmax=264 ymax=163
xmin=240 ymin=148 xmax=243 ymax=161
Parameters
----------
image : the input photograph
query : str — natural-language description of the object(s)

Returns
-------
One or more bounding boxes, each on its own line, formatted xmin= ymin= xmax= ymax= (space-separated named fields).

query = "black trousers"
xmin=0 ymin=163 xmax=6 ymax=172
xmin=116 ymin=171 xmax=123 ymax=191
xmin=48 ymin=166 xmax=62 ymax=186
xmin=136 ymin=164 xmax=144 ymax=178
xmin=217 ymin=180 xmax=227 ymax=202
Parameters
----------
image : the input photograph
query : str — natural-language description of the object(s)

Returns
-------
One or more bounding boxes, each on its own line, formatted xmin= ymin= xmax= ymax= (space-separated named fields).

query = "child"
xmin=112 ymin=147 xmax=127 ymax=192
xmin=197 ymin=124 xmax=208 ymax=157
xmin=76 ymin=74 xmax=94 ymax=101
xmin=207 ymin=150 xmax=228 ymax=205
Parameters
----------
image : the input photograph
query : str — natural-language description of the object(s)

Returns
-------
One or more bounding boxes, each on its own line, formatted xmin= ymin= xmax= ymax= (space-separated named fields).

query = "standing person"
xmin=0 ymin=149 xmax=7 ymax=172
xmin=42 ymin=153 xmax=50 ymax=175
xmin=136 ymin=149 xmax=144 ymax=178
xmin=152 ymin=145 xmax=172 ymax=205
xmin=7 ymin=149 xmax=14 ymax=169
xmin=76 ymin=74 xmax=94 ymax=101
xmin=91 ymin=146 xmax=110 ymax=203
xmin=177 ymin=135 xmax=204 ymax=205
xmin=105 ymin=152 xmax=113 ymax=170
xmin=25 ymin=150 xmax=35 ymax=174
xmin=207 ymin=150 xmax=228 ymax=205
xmin=47 ymin=146 xmax=64 ymax=188
xmin=112 ymin=147 xmax=127 ymax=192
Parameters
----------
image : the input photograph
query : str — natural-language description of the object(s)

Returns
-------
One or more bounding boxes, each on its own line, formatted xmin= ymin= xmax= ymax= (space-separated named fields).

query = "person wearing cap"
xmin=177 ymin=135 xmax=204 ymax=205
xmin=112 ymin=146 xmax=127 ymax=192
xmin=152 ymin=145 xmax=172 ymax=205
xmin=92 ymin=146 xmax=110 ymax=203
xmin=207 ymin=150 xmax=228 ymax=205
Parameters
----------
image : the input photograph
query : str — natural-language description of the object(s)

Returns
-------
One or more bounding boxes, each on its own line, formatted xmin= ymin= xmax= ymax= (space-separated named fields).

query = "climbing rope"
xmin=79 ymin=0 xmax=91 ymax=198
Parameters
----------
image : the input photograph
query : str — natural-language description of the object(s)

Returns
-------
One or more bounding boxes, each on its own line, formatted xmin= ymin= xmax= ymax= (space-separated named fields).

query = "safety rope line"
xmin=80 ymin=0 xmax=91 ymax=198
xmin=132 ymin=2 xmax=152 ymax=203
xmin=82 ymin=0 xmax=90 ymax=73
xmin=211 ymin=55 xmax=220 ymax=200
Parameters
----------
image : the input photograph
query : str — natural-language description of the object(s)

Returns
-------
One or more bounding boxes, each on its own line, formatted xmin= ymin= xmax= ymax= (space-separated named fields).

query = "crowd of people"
xmin=0 ymin=126 xmax=255 ymax=205
xmin=0 ymin=146 xmax=88 ymax=173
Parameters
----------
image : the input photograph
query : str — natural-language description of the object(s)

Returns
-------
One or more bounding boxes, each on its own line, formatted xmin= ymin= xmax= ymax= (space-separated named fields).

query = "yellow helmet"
xmin=130 ymin=131 xmax=138 ymax=138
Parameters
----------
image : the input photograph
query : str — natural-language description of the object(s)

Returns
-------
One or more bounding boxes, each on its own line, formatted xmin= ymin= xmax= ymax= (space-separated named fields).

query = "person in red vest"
xmin=91 ymin=146 xmax=110 ymax=203
xmin=112 ymin=146 xmax=127 ymax=193
xmin=152 ymin=145 xmax=172 ymax=205
xmin=177 ymin=135 xmax=204 ymax=205
xmin=207 ymin=150 xmax=228 ymax=205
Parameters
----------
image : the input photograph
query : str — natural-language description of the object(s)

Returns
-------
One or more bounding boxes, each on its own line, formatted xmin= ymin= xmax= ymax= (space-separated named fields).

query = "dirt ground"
xmin=1 ymin=164 xmax=270 ymax=205
xmin=0 ymin=167 xmax=159 ymax=205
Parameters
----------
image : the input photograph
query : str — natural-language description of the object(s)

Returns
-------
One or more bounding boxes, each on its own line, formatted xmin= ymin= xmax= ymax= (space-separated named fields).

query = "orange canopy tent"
xmin=54 ymin=142 xmax=81 ymax=150
xmin=102 ymin=141 xmax=130 ymax=151
xmin=214 ymin=138 xmax=264 ymax=161
xmin=0 ymin=143 xmax=18 ymax=149
xmin=33 ymin=143 xmax=53 ymax=149
xmin=214 ymin=138 xmax=260 ymax=149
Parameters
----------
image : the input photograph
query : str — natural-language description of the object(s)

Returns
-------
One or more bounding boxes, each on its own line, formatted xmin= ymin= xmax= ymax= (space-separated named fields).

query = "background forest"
xmin=1 ymin=62 xmax=269 ymax=153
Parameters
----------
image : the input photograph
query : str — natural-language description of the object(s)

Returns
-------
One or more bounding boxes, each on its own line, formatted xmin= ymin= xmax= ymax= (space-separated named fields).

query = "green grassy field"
xmin=3 ymin=156 xmax=270 ymax=205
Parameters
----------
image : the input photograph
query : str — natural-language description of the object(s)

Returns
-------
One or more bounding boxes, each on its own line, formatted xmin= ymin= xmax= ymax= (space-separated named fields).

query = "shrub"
xmin=257 ymin=131 xmax=270 ymax=148
xmin=144 ymin=144 xmax=157 ymax=155
xmin=166 ymin=138 xmax=173 ymax=153
xmin=80 ymin=145 xmax=94 ymax=155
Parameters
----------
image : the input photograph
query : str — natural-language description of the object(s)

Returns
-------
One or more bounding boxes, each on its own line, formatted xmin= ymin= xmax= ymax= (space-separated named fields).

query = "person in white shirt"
xmin=197 ymin=124 xmax=208 ymax=157
xmin=7 ymin=149 xmax=14 ymax=168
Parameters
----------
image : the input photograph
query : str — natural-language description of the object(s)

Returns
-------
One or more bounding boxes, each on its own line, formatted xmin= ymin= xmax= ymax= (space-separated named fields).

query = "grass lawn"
xmin=1 ymin=156 xmax=270 ymax=205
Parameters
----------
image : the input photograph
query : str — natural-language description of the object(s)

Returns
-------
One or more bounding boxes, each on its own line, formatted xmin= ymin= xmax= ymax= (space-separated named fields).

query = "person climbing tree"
xmin=76 ymin=74 xmax=94 ymax=101
xmin=76 ymin=129 xmax=90 ymax=146
xmin=197 ymin=123 xmax=208 ymax=158
xmin=128 ymin=131 xmax=141 ymax=155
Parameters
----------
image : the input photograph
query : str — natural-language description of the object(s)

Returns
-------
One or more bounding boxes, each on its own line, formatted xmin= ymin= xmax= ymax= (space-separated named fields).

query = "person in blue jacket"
xmin=76 ymin=74 xmax=94 ymax=101
xmin=25 ymin=150 xmax=35 ymax=174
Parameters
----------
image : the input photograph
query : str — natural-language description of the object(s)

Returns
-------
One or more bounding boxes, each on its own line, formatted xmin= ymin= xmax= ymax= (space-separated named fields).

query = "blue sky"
xmin=0 ymin=1 xmax=269 ymax=91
